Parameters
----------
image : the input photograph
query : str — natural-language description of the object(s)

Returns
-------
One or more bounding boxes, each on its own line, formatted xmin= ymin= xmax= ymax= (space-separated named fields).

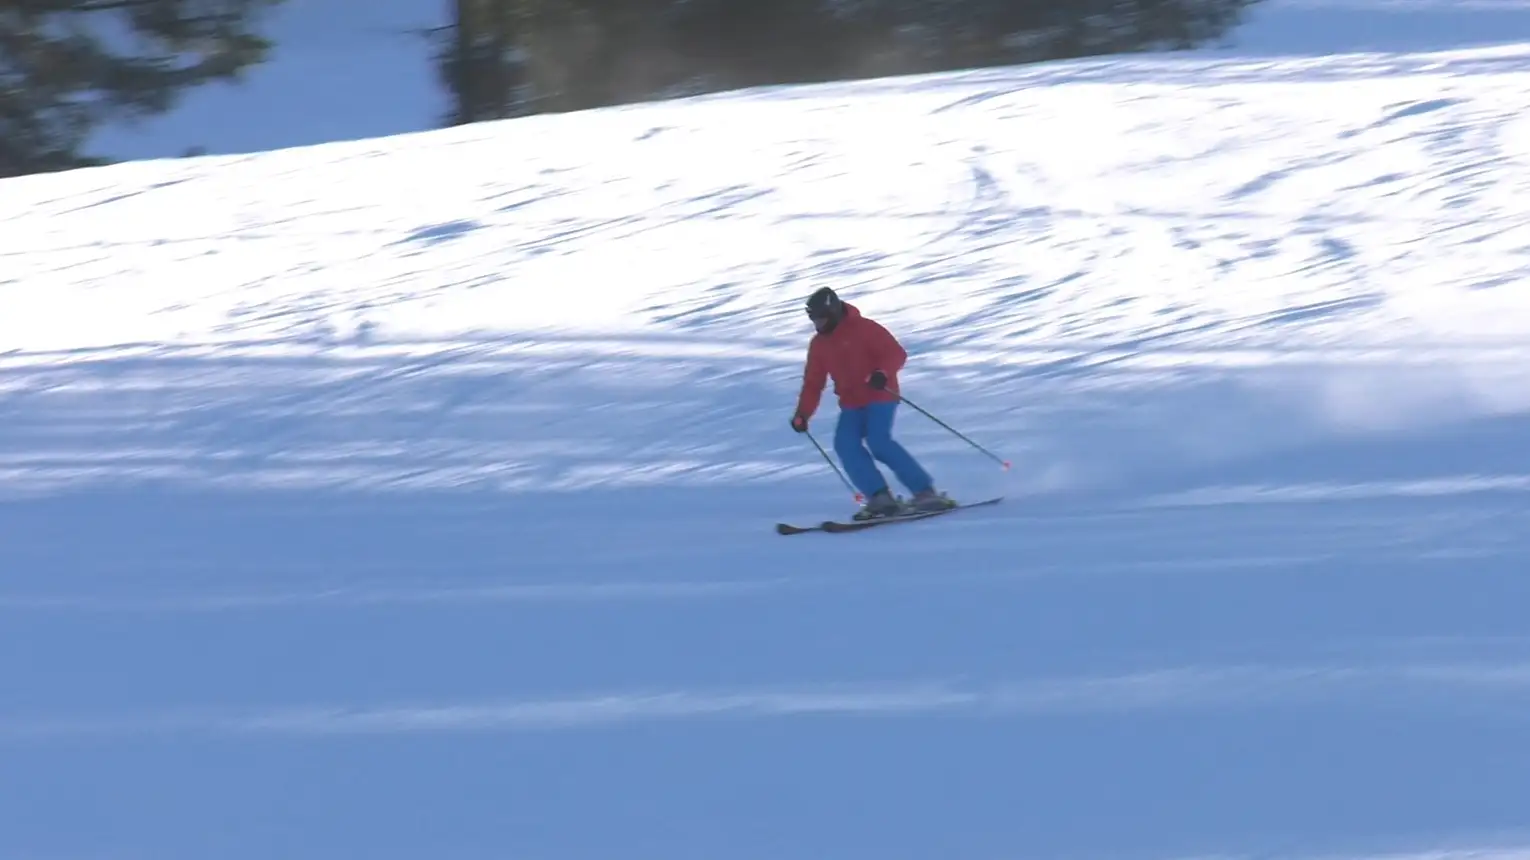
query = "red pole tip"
xmin=854 ymin=493 xmax=864 ymax=503
xmin=1002 ymin=460 xmax=1011 ymax=470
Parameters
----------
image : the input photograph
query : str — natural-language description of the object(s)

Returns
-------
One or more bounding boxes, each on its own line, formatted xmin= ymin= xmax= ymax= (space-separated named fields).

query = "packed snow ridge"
xmin=6 ymin=42 xmax=1530 ymax=359
xmin=3 ymin=42 xmax=1530 ymax=498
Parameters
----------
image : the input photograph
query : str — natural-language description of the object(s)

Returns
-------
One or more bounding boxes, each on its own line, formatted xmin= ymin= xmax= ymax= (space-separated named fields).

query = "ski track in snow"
xmin=4 ymin=32 xmax=1530 ymax=860
xmin=6 ymin=657 xmax=1530 ymax=742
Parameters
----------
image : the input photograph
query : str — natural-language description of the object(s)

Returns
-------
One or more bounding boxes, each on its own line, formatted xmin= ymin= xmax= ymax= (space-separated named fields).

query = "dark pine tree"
xmin=431 ymin=0 xmax=522 ymax=124
xmin=876 ymin=0 xmax=1265 ymax=70
xmin=0 ymin=0 xmax=286 ymax=178
xmin=668 ymin=0 xmax=865 ymax=89
xmin=427 ymin=0 xmax=1264 ymax=123
xmin=432 ymin=0 xmax=681 ymax=121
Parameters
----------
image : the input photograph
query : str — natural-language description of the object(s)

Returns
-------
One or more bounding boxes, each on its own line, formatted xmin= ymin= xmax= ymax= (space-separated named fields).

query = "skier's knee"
xmin=864 ymin=432 xmax=897 ymax=461
xmin=835 ymin=437 xmax=867 ymax=461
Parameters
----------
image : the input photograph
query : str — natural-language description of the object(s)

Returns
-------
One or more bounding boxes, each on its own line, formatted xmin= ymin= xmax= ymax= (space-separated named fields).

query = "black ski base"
xmin=775 ymin=496 xmax=1002 ymax=535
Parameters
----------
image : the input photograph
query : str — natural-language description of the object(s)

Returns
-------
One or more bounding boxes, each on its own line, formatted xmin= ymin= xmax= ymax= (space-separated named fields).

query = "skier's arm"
xmin=866 ymin=319 xmax=907 ymax=376
xmin=795 ymin=340 xmax=828 ymax=420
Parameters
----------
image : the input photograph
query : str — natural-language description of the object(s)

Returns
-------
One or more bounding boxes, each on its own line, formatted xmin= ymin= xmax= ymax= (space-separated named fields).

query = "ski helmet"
xmin=805 ymin=287 xmax=844 ymax=333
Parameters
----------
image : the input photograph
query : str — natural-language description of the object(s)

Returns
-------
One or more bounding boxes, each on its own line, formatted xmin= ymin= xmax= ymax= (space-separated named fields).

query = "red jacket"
xmin=795 ymin=302 xmax=907 ymax=419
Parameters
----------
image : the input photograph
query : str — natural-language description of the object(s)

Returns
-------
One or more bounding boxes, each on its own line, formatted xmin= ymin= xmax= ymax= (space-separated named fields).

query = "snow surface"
xmin=6 ymin=35 xmax=1530 ymax=860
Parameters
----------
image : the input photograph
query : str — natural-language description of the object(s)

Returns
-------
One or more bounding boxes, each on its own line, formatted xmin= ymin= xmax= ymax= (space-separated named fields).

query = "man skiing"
xmin=790 ymin=286 xmax=954 ymax=520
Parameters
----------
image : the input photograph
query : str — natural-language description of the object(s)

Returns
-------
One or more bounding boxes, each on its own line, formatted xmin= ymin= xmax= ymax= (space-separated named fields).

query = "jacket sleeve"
xmin=795 ymin=339 xmax=828 ymax=419
xmin=865 ymin=318 xmax=907 ymax=375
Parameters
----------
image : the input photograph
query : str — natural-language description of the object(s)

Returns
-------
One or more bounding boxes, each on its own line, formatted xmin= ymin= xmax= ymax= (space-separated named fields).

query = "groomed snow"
xmin=3 ymin=34 xmax=1530 ymax=860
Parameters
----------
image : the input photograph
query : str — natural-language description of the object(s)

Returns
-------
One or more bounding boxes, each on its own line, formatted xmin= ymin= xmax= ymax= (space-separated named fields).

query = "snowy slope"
xmin=4 ymin=39 xmax=1530 ymax=860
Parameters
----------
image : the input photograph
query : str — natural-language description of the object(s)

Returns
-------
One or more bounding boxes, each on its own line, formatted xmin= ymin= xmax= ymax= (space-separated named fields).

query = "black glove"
xmin=867 ymin=370 xmax=887 ymax=390
xmin=790 ymin=414 xmax=808 ymax=433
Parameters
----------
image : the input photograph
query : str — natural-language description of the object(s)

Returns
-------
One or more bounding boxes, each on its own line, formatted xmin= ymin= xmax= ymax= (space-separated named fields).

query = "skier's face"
xmin=808 ymin=308 xmax=838 ymax=334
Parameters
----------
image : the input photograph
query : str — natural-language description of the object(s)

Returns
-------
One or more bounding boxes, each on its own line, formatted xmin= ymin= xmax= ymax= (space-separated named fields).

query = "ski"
xmin=822 ymin=496 xmax=1002 ymax=532
xmin=774 ymin=496 xmax=1002 ymax=535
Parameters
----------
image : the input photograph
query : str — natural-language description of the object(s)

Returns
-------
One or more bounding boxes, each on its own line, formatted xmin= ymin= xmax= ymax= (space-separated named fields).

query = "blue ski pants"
xmin=834 ymin=401 xmax=934 ymax=498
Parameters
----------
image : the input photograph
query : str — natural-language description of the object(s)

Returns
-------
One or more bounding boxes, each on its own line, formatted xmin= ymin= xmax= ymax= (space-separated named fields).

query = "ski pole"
xmin=899 ymin=395 xmax=1011 ymax=470
xmin=804 ymin=429 xmax=864 ymax=503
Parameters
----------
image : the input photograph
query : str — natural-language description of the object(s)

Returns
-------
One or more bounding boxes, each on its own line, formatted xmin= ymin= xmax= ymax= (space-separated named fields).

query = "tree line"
xmin=1 ymin=0 xmax=1261 ymax=178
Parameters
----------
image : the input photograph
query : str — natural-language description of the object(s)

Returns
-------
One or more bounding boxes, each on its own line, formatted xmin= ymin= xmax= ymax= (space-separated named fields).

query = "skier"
xmin=790 ymin=286 xmax=954 ymax=520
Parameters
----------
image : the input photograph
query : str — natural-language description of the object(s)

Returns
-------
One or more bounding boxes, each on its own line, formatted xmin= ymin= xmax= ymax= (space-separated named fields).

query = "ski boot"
xmin=852 ymin=488 xmax=904 ymax=521
xmin=908 ymin=488 xmax=957 ymax=513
